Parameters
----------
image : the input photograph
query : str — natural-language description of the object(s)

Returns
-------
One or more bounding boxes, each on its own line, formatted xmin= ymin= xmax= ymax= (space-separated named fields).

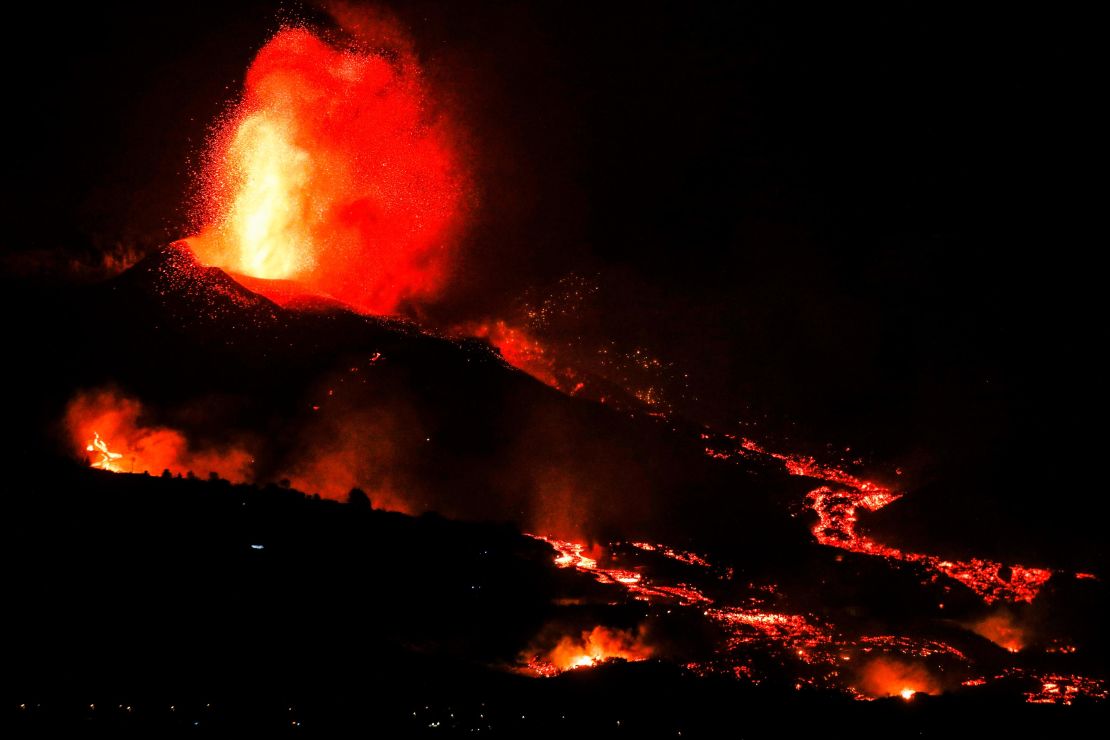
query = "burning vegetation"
xmin=856 ymin=658 xmax=942 ymax=700
xmin=525 ymin=625 xmax=653 ymax=676
xmin=67 ymin=389 xmax=253 ymax=481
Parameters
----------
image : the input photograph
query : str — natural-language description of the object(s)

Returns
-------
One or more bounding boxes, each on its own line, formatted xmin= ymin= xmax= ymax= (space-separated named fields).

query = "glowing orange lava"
xmin=86 ymin=432 xmax=124 ymax=471
xmin=188 ymin=21 xmax=464 ymax=314
xmin=702 ymin=435 xmax=1056 ymax=604
xmin=1025 ymin=674 xmax=1109 ymax=705
xmin=530 ymin=534 xmax=838 ymax=676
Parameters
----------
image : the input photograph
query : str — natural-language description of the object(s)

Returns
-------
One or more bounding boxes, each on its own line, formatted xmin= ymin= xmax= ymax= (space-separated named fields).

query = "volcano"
xmin=5 ymin=2 xmax=1105 ymax=734
xmin=47 ymin=242 xmax=809 ymax=552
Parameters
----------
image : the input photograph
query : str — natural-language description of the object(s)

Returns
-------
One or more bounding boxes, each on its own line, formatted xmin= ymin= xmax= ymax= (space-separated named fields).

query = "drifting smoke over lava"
xmin=460 ymin=320 xmax=567 ymax=391
xmin=64 ymin=384 xmax=416 ymax=510
xmin=65 ymin=389 xmax=253 ymax=481
xmin=188 ymin=16 xmax=464 ymax=314
xmin=451 ymin=274 xmax=685 ymax=414
xmin=283 ymin=397 xmax=412 ymax=513
xmin=968 ymin=610 xmax=1026 ymax=652
xmin=856 ymin=658 xmax=943 ymax=700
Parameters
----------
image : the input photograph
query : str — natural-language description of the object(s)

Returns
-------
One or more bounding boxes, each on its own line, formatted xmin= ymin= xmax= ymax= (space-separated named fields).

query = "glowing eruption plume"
xmin=189 ymin=21 xmax=464 ymax=314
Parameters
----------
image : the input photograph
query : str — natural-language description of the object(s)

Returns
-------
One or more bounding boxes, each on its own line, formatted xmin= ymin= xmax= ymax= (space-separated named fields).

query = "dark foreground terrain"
xmin=2 ymin=248 xmax=1105 ymax=735
xmin=4 ymin=463 xmax=1105 ymax=737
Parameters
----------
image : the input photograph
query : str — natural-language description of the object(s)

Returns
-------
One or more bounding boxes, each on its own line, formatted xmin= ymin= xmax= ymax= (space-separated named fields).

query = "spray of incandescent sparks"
xmin=188 ymin=19 xmax=464 ymax=315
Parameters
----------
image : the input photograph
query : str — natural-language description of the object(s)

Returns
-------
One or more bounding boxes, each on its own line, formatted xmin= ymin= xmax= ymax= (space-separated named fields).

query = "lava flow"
xmin=188 ymin=21 xmax=464 ymax=314
xmin=86 ymin=432 xmax=124 ymax=471
xmin=68 ymin=375 xmax=1104 ymax=705
xmin=529 ymin=534 xmax=896 ymax=695
xmin=707 ymin=435 xmax=1057 ymax=605
xmin=527 ymin=522 xmax=1102 ymax=703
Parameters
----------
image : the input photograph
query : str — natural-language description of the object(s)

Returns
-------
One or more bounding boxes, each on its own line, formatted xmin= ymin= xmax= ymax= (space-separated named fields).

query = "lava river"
xmin=521 ymin=436 xmax=1105 ymax=705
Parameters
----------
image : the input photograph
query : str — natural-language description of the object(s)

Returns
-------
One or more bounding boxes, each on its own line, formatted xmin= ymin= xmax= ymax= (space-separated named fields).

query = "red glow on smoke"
xmin=856 ymin=658 xmax=942 ymax=700
xmin=66 ymin=389 xmax=253 ymax=481
xmin=188 ymin=22 xmax=464 ymax=315
xmin=65 ymin=387 xmax=413 ymax=512
xmin=968 ymin=612 xmax=1026 ymax=652
xmin=527 ymin=625 xmax=653 ymax=676
xmin=458 ymin=320 xmax=573 ymax=392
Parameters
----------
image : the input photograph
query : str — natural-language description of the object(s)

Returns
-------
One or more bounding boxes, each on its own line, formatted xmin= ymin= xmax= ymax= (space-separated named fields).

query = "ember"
xmin=1025 ymin=674 xmax=1109 ymax=705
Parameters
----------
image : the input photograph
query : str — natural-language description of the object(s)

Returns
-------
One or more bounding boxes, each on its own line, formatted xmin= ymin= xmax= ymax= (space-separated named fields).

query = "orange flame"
xmin=856 ymin=657 xmax=942 ymax=700
xmin=542 ymin=625 xmax=653 ymax=673
xmin=67 ymin=389 xmax=253 ymax=481
xmin=85 ymin=432 xmax=124 ymax=471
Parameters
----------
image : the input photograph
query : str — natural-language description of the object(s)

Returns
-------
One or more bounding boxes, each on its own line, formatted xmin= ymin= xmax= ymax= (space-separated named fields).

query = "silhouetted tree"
xmin=161 ymin=469 xmax=172 ymax=478
xmin=347 ymin=487 xmax=372 ymax=509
